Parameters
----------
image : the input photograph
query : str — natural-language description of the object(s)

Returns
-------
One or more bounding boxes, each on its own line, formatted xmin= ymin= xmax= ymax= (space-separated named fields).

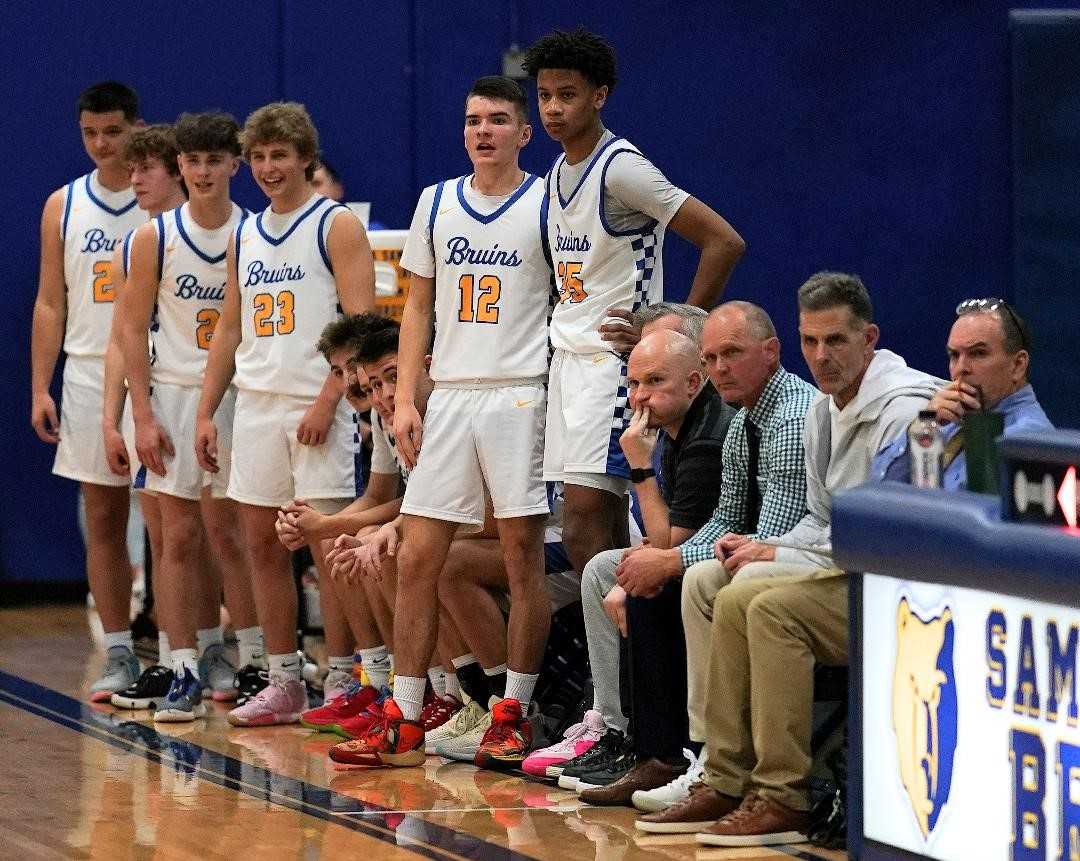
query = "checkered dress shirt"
xmin=679 ymin=367 xmax=818 ymax=570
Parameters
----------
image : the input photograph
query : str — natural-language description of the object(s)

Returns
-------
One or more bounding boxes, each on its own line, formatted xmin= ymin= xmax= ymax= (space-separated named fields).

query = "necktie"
xmin=744 ymin=418 xmax=762 ymax=533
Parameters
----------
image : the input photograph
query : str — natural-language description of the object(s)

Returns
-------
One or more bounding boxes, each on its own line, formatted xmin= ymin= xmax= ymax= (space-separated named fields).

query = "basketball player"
xmin=195 ymin=102 xmax=374 ymax=727
xmin=98 ymin=125 xmax=184 ymax=710
xmin=117 ymin=112 xmax=260 ymax=721
xmin=521 ymin=29 xmax=745 ymax=583
xmin=31 ymin=82 xmax=147 ymax=701
xmin=346 ymin=76 xmax=552 ymax=769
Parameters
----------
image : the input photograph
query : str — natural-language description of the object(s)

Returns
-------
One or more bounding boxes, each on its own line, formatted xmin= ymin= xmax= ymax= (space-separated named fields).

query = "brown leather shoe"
xmin=634 ymin=781 xmax=741 ymax=833
xmin=578 ymin=758 xmax=685 ymax=807
xmin=695 ymin=793 xmax=809 ymax=846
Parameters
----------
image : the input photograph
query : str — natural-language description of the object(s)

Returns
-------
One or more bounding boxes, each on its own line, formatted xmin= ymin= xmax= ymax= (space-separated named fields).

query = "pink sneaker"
xmin=227 ymin=677 xmax=309 ymax=727
xmin=522 ymin=708 xmax=605 ymax=778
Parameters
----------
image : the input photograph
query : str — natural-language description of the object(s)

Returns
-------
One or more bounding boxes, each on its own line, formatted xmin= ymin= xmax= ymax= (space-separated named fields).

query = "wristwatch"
xmin=629 ymin=467 xmax=656 ymax=484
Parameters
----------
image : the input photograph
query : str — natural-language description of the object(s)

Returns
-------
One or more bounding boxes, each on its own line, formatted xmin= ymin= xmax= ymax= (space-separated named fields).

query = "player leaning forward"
xmin=349 ymin=76 xmax=553 ymax=768
xmin=196 ymin=102 xmax=374 ymax=727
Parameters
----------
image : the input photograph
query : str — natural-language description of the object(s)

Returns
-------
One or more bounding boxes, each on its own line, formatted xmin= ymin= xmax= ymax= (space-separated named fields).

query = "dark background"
xmin=2 ymin=2 xmax=1077 ymax=584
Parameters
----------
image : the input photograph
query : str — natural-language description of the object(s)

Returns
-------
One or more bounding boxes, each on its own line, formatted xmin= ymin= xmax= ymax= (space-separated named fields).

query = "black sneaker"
xmin=234 ymin=664 xmax=269 ymax=706
xmin=574 ymin=745 xmax=637 ymax=788
xmin=111 ymin=665 xmax=174 ymax=710
xmin=556 ymin=728 xmax=626 ymax=789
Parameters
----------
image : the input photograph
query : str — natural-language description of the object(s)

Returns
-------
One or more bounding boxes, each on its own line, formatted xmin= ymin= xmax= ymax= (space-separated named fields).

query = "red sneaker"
xmin=474 ymin=698 xmax=533 ymax=770
xmin=299 ymin=682 xmax=380 ymax=733
xmin=327 ymin=698 xmax=425 ymax=769
xmin=335 ymin=688 xmax=389 ymax=739
xmin=420 ymin=694 xmax=463 ymax=731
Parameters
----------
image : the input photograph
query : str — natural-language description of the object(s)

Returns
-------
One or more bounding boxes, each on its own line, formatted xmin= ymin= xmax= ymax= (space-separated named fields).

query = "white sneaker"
xmin=433 ymin=706 xmax=493 ymax=761
xmin=632 ymin=747 xmax=706 ymax=812
xmin=426 ymin=699 xmax=487 ymax=754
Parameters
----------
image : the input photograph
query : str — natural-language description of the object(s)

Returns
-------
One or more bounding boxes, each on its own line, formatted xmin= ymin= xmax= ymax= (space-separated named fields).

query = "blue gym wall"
xmin=2 ymin=2 xmax=1076 ymax=583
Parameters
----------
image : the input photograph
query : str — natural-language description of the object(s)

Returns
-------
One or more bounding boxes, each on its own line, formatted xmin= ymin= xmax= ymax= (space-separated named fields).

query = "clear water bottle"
xmin=909 ymin=409 xmax=944 ymax=488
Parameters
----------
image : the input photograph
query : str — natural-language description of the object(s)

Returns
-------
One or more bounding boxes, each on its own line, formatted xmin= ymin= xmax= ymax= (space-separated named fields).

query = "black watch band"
xmin=629 ymin=467 xmax=656 ymax=484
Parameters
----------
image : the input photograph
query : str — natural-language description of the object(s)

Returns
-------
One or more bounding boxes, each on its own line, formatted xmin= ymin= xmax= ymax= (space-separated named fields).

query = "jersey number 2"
xmin=195 ymin=309 xmax=221 ymax=350
xmin=458 ymin=274 xmax=501 ymax=324
xmin=92 ymin=260 xmax=115 ymax=303
xmin=253 ymin=291 xmax=295 ymax=337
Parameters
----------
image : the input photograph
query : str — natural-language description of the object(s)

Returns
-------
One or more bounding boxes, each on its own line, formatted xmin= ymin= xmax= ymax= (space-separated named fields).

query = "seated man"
xmin=637 ymin=271 xmax=942 ymax=845
xmin=872 ymin=297 xmax=1050 ymax=486
xmin=556 ymin=316 xmax=736 ymax=798
xmin=618 ymin=301 xmax=817 ymax=813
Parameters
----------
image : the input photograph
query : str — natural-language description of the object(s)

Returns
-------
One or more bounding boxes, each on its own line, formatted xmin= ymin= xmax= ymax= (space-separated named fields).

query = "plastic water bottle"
xmin=909 ymin=409 xmax=944 ymax=488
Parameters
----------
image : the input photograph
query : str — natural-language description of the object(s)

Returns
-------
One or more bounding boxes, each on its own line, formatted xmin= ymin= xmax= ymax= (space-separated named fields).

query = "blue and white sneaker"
xmin=198 ymin=643 xmax=238 ymax=702
xmin=154 ymin=667 xmax=207 ymax=722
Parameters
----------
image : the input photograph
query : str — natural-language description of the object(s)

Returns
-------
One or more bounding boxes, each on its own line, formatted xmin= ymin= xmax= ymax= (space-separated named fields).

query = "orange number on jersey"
xmin=253 ymin=291 xmax=295 ymax=337
xmin=276 ymin=290 xmax=295 ymax=335
xmin=557 ymin=261 xmax=586 ymax=303
xmin=195 ymin=308 xmax=221 ymax=350
xmin=92 ymin=260 xmax=115 ymax=303
xmin=253 ymin=293 xmax=275 ymax=337
xmin=457 ymin=275 xmax=501 ymax=324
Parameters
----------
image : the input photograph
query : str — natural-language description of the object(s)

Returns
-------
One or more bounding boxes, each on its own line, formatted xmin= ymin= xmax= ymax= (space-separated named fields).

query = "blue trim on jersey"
xmin=539 ymin=183 xmax=553 ymax=270
xmin=121 ymin=229 xmax=134 ymax=277
xmin=555 ymin=135 xmax=623 ymax=209
xmin=83 ymin=173 xmax=138 ymax=216
xmin=454 ymin=173 xmax=539 ymax=225
xmin=233 ymin=211 xmax=249 ymax=273
xmin=598 ymin=149 xmax=659 ymax=238
xmin=154 ymin=214 xmax=166 ymax=283
xmin=254 ymin=196 xmax=327 ymax=246
xmin=428 ymin=181 xmax=445 ymax=250
xmin=175 ymin=205 xmax=229 ymax=265
xmin=61 ymin=181 xmax=75 ymax=241
xmin=316 ymin=203 xmax=347 ymax=274
xmin=544 ymin=541 xmax=573 ymax=576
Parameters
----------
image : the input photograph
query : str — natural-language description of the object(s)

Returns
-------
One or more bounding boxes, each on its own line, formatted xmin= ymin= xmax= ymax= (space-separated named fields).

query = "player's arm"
xmin=102 ymin=247 xmax=131 ymax=476
xmin=117 ymin=225 xmax=174 ymax=477
xmin=30 ymin=188 xmax=67 ymax=443
xmin=326 ymin=211 xmax=375 ymax=314
xmin=392 ymin=273 xmax=435 ymax=469
xmin=195 ymin=234 xmax=242 ymax=472
xmin=668 ymin=197 xmax=745 ymax=310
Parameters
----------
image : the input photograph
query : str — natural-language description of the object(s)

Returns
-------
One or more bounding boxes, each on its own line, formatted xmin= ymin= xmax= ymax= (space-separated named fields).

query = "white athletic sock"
xmin=504 ymin=670 xmax=539 ymax=708
xmin=427 ymin=666 xmax=446 ymax=697
xmin=359 ymin=645 xmax=391 ymax=690
xmin=444 ymin=672 xmax=461 ymax=701
xmin=450 ymin=653 xmax=478 ymax=670
xmin=103 ymin=630 xmax=134 ymax=653
xmin=196 ymin=625 xmax=224 ymax=654
xmin=328 ymin=655 xmax=353 ymax=675
xmin=484 ymin=663 xmax=508 ymax=677
xmin=172 ymin=648 xmax=199 ymax=677
xmin=268 ymin=652 xmax=302 ymax=683
xmin=393 ymin=675 xmax=427 ymax=721
xmin=235 ymin=626 xmax=264 ymax=668
xmin=158 ymin=632 xmax=172 ymax=667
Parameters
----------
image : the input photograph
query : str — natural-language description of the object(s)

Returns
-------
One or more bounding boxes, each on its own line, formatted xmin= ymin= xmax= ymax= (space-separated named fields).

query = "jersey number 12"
xmin=458 ymin=274 xmax=501 ymax=324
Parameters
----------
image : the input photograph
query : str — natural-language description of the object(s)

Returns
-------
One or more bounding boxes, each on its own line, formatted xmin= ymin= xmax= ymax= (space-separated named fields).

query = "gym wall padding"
xmin=1010 ymin=10 xmax=1080 ymax=430
xmin=3 ymin=2 xmax=1078 ymax=583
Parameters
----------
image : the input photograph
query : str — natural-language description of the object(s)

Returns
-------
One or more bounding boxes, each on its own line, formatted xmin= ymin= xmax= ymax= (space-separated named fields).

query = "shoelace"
xmin=668 ymin=753 xmax=706 ymax=793
xmin=723 ymin=793 xmax=766 ymax=824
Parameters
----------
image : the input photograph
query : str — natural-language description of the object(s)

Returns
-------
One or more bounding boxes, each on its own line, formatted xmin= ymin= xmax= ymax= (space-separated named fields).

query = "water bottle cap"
xmin=918 ymin=409 xmax=936 ymax=419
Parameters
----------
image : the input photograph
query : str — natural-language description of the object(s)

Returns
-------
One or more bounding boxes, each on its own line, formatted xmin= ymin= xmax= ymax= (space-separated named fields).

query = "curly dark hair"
xmin=521 ymin=28 xmax=617 ymax=92
xmin=175 ymin=111 xmax=241 ymax=156
xmin=349 ymin=313 xmax=401 ymax=367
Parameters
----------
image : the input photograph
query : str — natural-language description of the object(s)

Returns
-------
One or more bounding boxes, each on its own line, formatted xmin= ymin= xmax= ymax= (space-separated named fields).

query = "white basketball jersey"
xmin=149 ymin=203 xmax=245 ymax=387
xmin=233 ymin=194 xmax=346 ymax=398
xmin=545 ymin=138 xmax=666 ymax=354
xmin=425 ymin=174 xmax=551 ymax=382
xmin=61 ymin=171 xmax=145 ymax=357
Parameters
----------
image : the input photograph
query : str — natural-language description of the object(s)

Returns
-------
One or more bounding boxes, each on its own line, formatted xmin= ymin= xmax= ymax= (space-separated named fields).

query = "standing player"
xmin=31 ymin=82 xmax=147 ymax=701
xmin=117 ymin=112 xmax=259 ymax=721
xmin=522 ymin=30 xmax=746 ymax=581
xmin=345 ymin=76 xmax=553 ymax=770
xmin=196 ymin=102 xmax=374 ymax=727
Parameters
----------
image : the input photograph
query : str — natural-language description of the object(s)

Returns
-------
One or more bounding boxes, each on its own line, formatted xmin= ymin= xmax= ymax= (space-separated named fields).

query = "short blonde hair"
xmin=240 ymin=102 xmax=318 ymax=180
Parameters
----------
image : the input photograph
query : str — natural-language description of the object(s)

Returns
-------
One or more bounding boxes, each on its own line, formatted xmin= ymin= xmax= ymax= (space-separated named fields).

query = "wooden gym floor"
xmin=0 ymin=604 xmax=846 ymax=860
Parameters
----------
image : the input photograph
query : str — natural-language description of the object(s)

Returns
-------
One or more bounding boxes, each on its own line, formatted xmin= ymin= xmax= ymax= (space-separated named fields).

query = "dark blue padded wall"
xmin=2 ymin=2 xmax=1077 ymax=583
xmin=1010 ymin=10 xmax=1080 ymax=430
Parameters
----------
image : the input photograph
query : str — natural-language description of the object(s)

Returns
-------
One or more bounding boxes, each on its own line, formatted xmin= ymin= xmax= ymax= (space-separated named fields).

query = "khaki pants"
xmin=701 ymin=566 xmax=848 ymax=811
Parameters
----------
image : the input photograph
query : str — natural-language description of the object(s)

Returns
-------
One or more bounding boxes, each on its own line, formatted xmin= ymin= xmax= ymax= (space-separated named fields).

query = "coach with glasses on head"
xmin=873 ymin=297 xmax=1052 ymax=488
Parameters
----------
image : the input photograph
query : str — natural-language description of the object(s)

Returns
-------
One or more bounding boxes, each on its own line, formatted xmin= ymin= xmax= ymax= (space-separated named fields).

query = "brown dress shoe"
xmin=634 ymin=781 xmax=741 ymax=833
xmin=578 ymin=758 xmax=685 ymax=807
xmin=695 ymin=793 xmax=809 ymax=846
